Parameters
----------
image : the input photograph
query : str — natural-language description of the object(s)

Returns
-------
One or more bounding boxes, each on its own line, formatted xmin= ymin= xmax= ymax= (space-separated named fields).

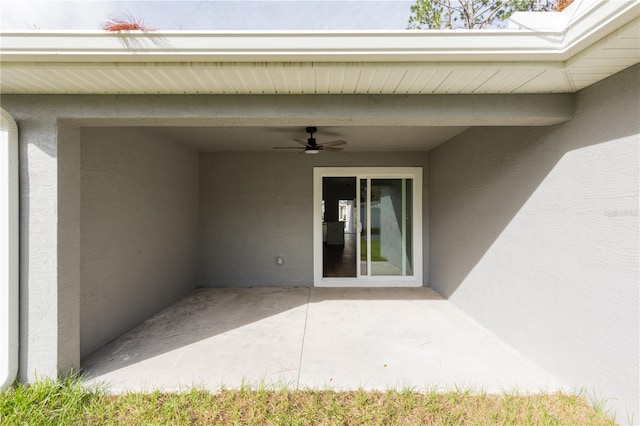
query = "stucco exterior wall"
xmin=80 ymin=127 xmax=199 ymax=359
xmin=14 ymin=115 xmax=71 ymax=381
xmin=199 ymin=152 xmax=429 ymax=287
xmin=429 ymin=65 xmax=639 ymax=421
xmin=2 ymin=87 xmax=634 ymax=412
xmin=2 ymin=92 xmax=506 ymax=381
xmin=57 ymin=122 xmax=82 ymax=373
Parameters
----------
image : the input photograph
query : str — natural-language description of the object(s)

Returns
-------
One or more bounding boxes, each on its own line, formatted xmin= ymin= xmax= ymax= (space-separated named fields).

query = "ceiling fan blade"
xmin=321 ymin=139 xmax=347 ymax=147
xmin=322 ymin=147 xmax=344 ymax=152
xmin=273 ymin=146 xmax=304 ymax=150
xmin=292 ymin=139 xmax=308 ymax=146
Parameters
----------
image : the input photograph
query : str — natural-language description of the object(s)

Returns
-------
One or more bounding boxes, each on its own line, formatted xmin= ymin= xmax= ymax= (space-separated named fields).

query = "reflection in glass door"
xmin=360 ymin=178 xmax=413 ymax=277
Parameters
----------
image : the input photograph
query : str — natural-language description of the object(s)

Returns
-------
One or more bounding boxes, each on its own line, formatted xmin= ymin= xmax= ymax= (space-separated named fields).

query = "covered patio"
xmin=1 ymin=1 xmax=637 ymax=419
xmin=82 ymin=287 xmax=562 ymax=393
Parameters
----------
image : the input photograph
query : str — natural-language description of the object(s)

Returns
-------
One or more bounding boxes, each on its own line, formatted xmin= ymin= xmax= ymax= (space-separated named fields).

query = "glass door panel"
xmin=322 ymin=177 xmax=357 ymax=278
xmin=370 ymin=178 xmax=413 ymax=276
xmin=359 ymin=178 xmax=368 ymax=276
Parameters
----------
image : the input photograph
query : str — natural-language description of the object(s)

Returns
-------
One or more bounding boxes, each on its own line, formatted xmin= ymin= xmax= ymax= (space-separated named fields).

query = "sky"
xmin=0 ymin=0 xmax=416 ymax=30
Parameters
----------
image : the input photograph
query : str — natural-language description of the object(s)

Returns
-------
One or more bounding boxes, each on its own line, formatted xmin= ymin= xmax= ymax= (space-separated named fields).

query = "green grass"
xmin=361 ymin=237 xmax=387 ymax=262
xmin=0 ymin=377 xmax=616 ymax=425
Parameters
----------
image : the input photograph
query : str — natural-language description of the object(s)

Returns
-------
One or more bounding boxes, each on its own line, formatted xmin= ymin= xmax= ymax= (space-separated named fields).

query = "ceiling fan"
xmin=273 ymin=127 xmax=346 ymax=154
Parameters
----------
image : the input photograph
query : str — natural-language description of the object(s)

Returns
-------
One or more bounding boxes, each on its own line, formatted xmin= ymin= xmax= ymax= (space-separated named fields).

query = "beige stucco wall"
xmin=429 ymin=65 xmax=639 ymax=421
xmin=80 ymin=127 xmax=199 ymax=359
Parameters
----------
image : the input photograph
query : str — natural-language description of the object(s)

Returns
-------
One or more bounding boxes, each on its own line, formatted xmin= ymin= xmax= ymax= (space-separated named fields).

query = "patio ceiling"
xmin=1 ymin=1 xmax=638 ymax=95
xmin=137 ymin=125 xmax=469 ymax=152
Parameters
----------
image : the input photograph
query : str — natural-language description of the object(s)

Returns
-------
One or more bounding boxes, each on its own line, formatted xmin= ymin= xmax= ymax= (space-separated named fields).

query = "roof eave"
xmin=0 ymin=1 xmax=637 ymax=64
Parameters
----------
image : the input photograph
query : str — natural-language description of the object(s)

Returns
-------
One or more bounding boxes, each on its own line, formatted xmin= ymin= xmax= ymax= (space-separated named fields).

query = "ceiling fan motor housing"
xmin=306 ymin=127 xmax=318 ymax=151
xmin=273 ymin=126 xmax=343 ymax=154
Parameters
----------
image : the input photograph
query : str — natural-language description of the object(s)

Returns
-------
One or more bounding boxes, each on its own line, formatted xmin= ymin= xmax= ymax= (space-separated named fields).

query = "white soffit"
xmin=0 ymin=1 xmax=638 ymax=95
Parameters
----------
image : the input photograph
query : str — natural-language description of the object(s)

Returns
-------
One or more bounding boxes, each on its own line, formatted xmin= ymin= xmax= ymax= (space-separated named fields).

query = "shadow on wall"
xmin=429 ymin=66 xmax=639 ymax=300
xmin=427 ymin=64 xmax=639 ymax=421
xmin=429 ymin=125 xmax=565 ymax=295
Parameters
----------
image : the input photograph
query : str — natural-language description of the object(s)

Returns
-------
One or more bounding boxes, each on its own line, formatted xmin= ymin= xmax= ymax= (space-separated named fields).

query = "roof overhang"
xmin=1 ymin=0 xmax=638 ymax=94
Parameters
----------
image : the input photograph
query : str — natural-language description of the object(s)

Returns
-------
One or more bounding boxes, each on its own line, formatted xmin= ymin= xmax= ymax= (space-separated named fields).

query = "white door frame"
xmin=313 ymin=167 xmax=423 ymax=287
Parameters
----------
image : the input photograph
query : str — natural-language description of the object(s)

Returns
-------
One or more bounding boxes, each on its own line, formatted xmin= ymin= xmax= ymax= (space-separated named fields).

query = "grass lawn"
xmin=362 ymin=237 xmax=387 ymax=262
xmin=0 ymin=376 xmax=616 ymax=425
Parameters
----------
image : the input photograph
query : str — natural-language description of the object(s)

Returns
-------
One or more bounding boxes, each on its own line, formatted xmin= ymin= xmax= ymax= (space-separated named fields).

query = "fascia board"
xmin=0 ymin=1 xmax=637 ymax=64
xmin=0 ymin=30 xmax=565 ymax=63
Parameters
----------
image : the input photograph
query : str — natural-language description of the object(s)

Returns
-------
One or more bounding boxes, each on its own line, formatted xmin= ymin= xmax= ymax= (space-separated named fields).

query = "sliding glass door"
xmin=315 ymin=168 xmax=422 ymax=287
xmin=366 ymin=178 xmax=413 ymax=277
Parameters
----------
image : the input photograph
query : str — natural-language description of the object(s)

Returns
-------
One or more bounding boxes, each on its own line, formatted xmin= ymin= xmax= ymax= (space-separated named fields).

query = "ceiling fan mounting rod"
xmin=306 ymin=126 xmax=317 ymax=137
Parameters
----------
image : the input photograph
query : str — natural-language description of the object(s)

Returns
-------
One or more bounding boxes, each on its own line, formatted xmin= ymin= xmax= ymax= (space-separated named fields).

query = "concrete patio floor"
xmin=82 ymin=287 xmax=564 ymax=394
